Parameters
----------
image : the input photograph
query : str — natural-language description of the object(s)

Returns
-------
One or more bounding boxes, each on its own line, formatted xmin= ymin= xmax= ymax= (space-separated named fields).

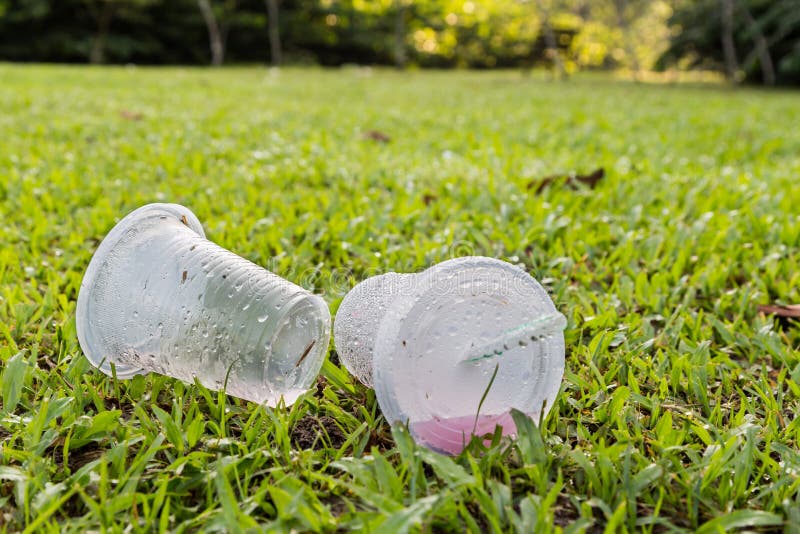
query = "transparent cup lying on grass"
xmin=334 ymin=257 xmax=565 ymax=454
xmin=76 ymin=203 xmax=330 ymax=407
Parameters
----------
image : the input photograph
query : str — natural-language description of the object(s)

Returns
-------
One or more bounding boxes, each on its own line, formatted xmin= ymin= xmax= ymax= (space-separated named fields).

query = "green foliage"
xmin=1 ymin=65 xmax=799 ymax=531
xmin=1 ymin=352 xmax=28 ymax=414
xmin=0 ymin=0 xmax=675 ymax=71
xmin=659 ymin=0 xmax=800 ymax=86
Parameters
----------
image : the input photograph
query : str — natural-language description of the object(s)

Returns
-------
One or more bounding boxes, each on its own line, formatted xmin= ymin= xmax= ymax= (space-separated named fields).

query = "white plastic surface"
xmin=334 ymin=257 xmax=566 ymax=454
xmin=332 ymin=272 xmax=411 ymax=387
xmin=76 ymin=203 xmax=331 ymax=407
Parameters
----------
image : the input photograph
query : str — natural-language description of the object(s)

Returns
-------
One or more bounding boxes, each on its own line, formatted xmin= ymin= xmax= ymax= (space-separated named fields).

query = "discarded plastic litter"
xmin=334 ymin=256 xmax=566 ymax=454
xmin=76 ymin=203 xmax=330 ymax=407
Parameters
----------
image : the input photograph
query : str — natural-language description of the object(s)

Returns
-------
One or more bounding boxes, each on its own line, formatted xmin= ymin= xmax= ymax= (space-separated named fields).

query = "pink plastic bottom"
xmin=410 ymin=412 xmax=518 ymax=455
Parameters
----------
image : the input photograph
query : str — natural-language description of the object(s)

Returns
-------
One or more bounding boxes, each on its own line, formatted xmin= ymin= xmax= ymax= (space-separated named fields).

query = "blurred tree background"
xmin=0 ymin=0 xmax=797 ymax=85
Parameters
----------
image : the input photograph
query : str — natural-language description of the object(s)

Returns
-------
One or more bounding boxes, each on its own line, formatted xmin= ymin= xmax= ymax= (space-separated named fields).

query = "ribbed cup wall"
xmin=76 ymin=204 xmax=330 ymax=407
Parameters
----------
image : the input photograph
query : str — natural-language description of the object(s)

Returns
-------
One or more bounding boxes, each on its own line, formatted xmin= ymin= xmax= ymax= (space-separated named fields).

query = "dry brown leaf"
xmin=758 ymin=304 xmax=800 ymax=318
xmin=363 ymin=130 xmax=391 ymax=143
xmin=528 ymin=167 xmax=605 ymax=194
xmin=120 ymin=110 xmax=144 ymax=121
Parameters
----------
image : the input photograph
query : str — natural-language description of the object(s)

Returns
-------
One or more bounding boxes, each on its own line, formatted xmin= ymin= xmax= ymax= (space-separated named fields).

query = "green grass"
xmin=1 ymin=64 xmax=800 ymax=532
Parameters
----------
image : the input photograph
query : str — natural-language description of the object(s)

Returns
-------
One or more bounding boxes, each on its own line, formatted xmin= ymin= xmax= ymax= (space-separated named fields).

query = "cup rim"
xmin=371 ymin=256 xmax=565 ymax=452
xmin=75 ymin=203 xmax=206 ymax=378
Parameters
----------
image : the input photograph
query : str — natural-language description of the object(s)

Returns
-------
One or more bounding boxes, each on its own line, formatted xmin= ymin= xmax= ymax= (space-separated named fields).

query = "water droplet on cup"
xmin=334 ymin=257 xmax=566 ymax=454
xmin=75 ymin=203 xmax=332 ymax=408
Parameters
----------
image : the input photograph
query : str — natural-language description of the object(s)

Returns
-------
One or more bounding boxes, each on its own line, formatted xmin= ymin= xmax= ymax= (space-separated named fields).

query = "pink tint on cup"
xmin=335 ymin=257 xmax=566 ymax=455
xmin=411 ymin=412 xmax=518 ymax=455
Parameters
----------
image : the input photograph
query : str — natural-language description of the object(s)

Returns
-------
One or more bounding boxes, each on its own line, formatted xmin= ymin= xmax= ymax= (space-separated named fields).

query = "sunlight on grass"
xmin=0 ymin=64 xmax=799 ymax=531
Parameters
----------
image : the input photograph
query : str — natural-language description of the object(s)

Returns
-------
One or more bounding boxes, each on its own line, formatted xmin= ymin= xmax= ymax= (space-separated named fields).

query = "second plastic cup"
xmin=334 ymin=257 xmax=566 ymax=454
xmin=76 ymin=203 xmax=331 ymax=407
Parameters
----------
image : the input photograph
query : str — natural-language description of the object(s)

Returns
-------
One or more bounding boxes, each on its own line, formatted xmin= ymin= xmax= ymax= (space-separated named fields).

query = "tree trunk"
xmin=720 ymin=0 xmax=739 ymax=82
xmin=197 ymin=0 xmax=225 ymax=66
xmin=393 ymin=0 xmax=407 ymax=69
xmin=265 ymin=0 xmax=281 ymax=66
xmin=535 ymin=0 xmax=566 ymax=79
xmin=613 ymin=0 xmax=641 ymax=81
xmin=739 ymin=0 xmax=776 ymax=85
xmin=89 ymin=3 xmax=114 ymax=64
xmin=89 ymin=29 xmax=108 ymax=64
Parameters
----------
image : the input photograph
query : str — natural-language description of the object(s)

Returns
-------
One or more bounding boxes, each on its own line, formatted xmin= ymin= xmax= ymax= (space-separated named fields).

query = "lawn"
xmin=1 ymin=64 xmax=800 ymax=532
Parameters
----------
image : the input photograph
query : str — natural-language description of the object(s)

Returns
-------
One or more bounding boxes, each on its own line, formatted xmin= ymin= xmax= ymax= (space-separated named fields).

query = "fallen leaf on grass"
xmin=363 ymin=130 xmax=391 ymax=143
xmin=120 ymin=110 xmax=144 ymax=121
xmin=758 ymin=304 xmax=800 ymax=318
xmin=528 ymin=167 xmax=605 ymax=194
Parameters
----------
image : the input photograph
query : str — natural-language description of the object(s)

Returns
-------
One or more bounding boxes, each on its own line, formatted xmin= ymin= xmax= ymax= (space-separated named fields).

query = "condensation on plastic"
xmin=334 ymin=257 xmax=566 ymax=454
xmin=332 ymin=272 xmax=411 ymax=388
xmin=76 ymin=203 xmax=331 ymax=407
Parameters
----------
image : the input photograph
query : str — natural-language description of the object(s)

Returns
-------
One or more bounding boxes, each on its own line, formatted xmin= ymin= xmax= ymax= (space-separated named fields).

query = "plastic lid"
xmin=372 ymin=257 xmax=565 ymax=454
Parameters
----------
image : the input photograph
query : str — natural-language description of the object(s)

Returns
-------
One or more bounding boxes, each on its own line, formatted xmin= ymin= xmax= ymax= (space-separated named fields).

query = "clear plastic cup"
xmin=334 ymin=257 xmax=566 ymax=454
xmin=76 ymin=203 xmax=331 ymax=407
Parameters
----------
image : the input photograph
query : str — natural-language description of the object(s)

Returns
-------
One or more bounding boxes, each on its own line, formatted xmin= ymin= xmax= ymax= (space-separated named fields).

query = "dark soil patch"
xmin=291 ymin=415 xmax=347 ymax=450
xmin=366 ymin=418 xmax=395 ymax=452
xmin=553 ymin=494 xmax=595 ymax=530
xmin=63 ymin=442 xmax=105 ymax=471
xmin=102 ymin=396 xmax=136 ymax=420
xmin=464 ymin=499 xmax=491 ymax=532
xmin=328 ymin=349 xmax=340 ymax=366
